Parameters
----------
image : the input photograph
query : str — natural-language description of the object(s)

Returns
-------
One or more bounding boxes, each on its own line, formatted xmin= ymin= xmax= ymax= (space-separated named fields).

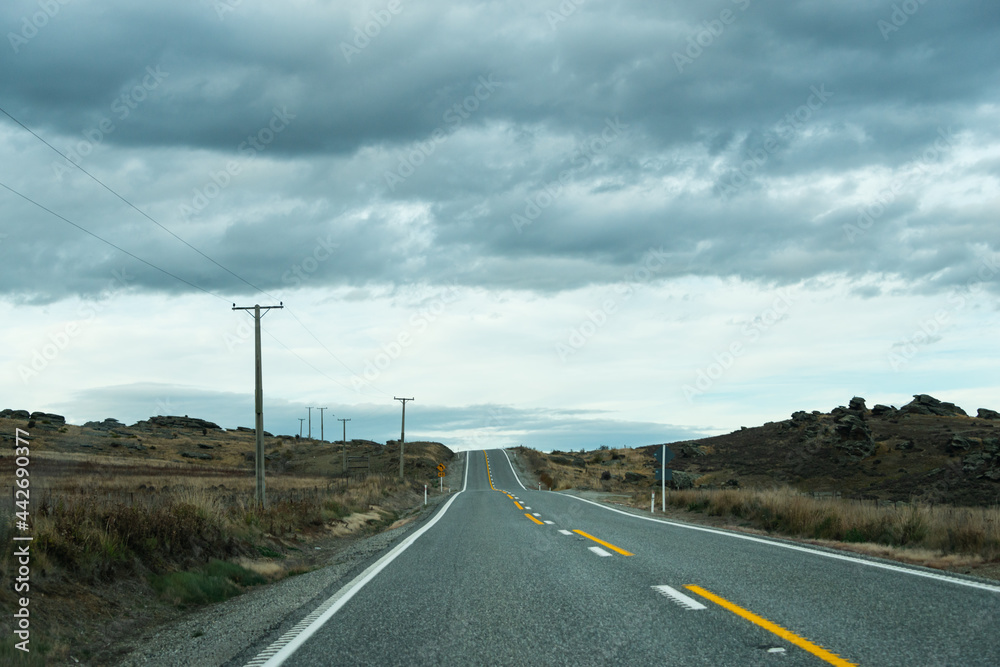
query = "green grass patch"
xmin=150 ymin=559 xmax=265 ymax=607
xmin=0 ymin=635 xmax=52 ymax=665
xmin=256 ymin=544 xmax=283 ymax=559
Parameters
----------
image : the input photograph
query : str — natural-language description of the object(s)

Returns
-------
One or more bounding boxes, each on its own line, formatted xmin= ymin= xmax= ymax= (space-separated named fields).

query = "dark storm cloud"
xmin=1 ymin=0 xmax=998 ymax=303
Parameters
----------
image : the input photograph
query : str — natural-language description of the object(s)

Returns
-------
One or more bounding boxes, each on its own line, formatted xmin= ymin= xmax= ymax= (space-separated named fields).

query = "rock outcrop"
xmin=833 ymin=411 xmax=877 ymax=459
xmin=29 ymin=411 xmax=66 ymax=426
xmin=977 ymin=408 xmax=1000 ymax=420
xmin=131 ymin=415 xmax=223 ymax=432
xmin=83 ymin=418 xmax=127 ymax=431
xmin=900 ymin=394 xmax=967 ymax=417
xmin=669 ymin=470 xmax=697 ymax=490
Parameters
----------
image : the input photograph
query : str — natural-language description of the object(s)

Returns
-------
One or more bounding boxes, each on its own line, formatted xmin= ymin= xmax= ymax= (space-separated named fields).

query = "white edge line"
xmin=253 ymin=492 xmax=464 ymax=666
xmin=499 ymin=448 xmax=527 ymax=490
xmin=589 ymin=546 xmax=612 ymax=557
xmin=559 ymin=493 xmax=1000 ymax=594
xmin=651 ymin=585 xmax=707 ymax=610
xmin=462 ymin=450 xmax=469 ymax=492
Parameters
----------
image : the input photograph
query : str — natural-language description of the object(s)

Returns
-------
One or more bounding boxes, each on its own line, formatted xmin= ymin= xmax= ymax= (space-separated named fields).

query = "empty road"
xmin=239 ymin=449 xmax=1000 ymax=666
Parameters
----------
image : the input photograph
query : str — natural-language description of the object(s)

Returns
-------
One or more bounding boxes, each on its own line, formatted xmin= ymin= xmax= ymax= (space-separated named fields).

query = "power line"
xmin=0 ymin=106 xmax=387 ymax=397
xmin=0 ymin=178 xmax=378 ymax=400
xmin=282 ymin=307 xmax=390 ymax=397
xmin=0 ymin=105 xmax=277 ymax=299
xmin=0 ymin=179 xmax=228 ymax=303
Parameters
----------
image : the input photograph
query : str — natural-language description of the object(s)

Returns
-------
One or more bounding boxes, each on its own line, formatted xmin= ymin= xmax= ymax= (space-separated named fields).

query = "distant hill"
xmin=637 ymin=394 xmax=1000 ymax=506
xmin=523 ymin=395 xmax=1000 ymax=507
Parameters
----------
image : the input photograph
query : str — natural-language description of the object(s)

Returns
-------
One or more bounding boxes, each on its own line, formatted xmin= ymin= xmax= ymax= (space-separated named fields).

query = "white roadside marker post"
xmin=424 ymin=485 xmax=427 ymax=506
xmin=651 ymin=491 xmax=655 ymax=513
xmin=662 ymin=444 xmax=666 ymax=513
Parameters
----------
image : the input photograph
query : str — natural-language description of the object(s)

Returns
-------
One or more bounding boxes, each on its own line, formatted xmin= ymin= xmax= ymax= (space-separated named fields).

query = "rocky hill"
xmin=642 ymin=394 xmax=1000 ymax=506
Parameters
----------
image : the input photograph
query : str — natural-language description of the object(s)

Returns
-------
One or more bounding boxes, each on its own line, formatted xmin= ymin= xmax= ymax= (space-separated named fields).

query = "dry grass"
xmin=0 ymin=466 xmax=421 ymax=591
xmin=636 ymin=486 xmax=1000 ymax=562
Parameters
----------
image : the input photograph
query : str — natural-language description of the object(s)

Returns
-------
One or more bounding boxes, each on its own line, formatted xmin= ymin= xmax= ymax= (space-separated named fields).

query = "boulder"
xmin=834 ymin=414 xmax=877 ymax=459
xmin=669 ymin=470 xmax=697 ymax=490
xmin=849 ymin=396 xmax=867 ymax=411
xmin=133 ymin=415 xmax=223 ymax=431
xmin=835 ymin=414 xmax=870 ymax=440
xmin=791 ymin=411 xmax=813 ymax=423
xmin=946 ymin=435 xmax=973 ymax=453
xmin=181 ymin=451 xmax=213 ymax=460
xmin=871 ymin=404 xmax=896 ymax=416
xmin=0 ymin=409 xmax=30 ymax=420
xmin=900 ymin=395 xmax=967 ymax=417
xmin=30 ymin=411 xmax=66 ymax=426
xmin=623 ymin=471 xmax=646 ymax=483
xmin=84 ymin=418 xmax=126 ymax=431
xmin=963 ymin=451 xmax=991 ymax=471
xmin=977 ymin=408 xmax=1000 ymax=420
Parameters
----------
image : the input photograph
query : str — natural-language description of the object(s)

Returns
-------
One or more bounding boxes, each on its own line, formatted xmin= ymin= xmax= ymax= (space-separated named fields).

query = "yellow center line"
xmin=572 ymin=529 xmax=633 ymax=556
xmin=525 ymin=513 xmax=544 ymax=525
xmin=483 ymin=450 xmax=497 ymax=490
xmin=514 ymin=501 xmax=524 ymax=510
xmin=684 ymin=585 xmax=858 ymax=667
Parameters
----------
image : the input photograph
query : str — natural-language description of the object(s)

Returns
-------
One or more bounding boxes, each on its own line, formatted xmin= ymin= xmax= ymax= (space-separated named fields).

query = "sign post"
xmin=654 ymin=445 xmax=675 ymax=512
xmin=438 ymin=463 xmax=446 ymax=491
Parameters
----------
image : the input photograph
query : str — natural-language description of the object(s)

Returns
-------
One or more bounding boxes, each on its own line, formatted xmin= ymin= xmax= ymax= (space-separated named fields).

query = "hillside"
xmin=521 ymin=395 xmax=1000 ymax=508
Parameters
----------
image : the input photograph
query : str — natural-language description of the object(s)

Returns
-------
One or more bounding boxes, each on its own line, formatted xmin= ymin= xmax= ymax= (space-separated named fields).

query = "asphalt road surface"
xmin=240 ymin=449 xmax=1000 ymax=666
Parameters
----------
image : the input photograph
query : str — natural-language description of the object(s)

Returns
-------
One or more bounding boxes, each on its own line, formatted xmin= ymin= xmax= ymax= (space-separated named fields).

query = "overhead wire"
xmin=0 ymin=105 xmax=388 ymax=396
xmin=0 ymin=180 xmax=228 ymax=303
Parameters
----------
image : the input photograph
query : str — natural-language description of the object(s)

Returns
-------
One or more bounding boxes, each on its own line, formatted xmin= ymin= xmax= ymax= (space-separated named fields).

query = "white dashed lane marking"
xmin=651 ymin=585 xmax=707 ymax=611
xmin=558 ymin=530 xmax=572 ymax=535
xmin=589 ymin=546 xmax=612 ymax=557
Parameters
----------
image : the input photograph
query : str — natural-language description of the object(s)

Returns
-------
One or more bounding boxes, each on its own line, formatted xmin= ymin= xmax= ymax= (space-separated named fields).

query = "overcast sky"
xmin=2 ymin=0 xmax=999 ymax=452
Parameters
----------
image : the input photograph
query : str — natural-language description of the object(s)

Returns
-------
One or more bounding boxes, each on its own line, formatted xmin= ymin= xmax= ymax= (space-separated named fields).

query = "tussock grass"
xmin=1 ymin=470 xmax=421 ymax=590
xmin=644 ymin=486 xmax=1000 ymax=561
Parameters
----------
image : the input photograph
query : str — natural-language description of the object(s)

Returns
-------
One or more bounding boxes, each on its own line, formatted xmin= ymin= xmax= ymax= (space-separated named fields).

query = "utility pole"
xmin=318 ymin=407 xmax=328 ymax=442
xmin=394 ymin=397 xmax=414 ymax=479
xmin=338 ymin=418 xmax=351 ymax=474
xmin=298 ymin=418 xmax=304 ymax=437
xmin=232 ymin=302 xmax=283 ymax=508
xmin=306 ymin=407 xmax=313 ymax=439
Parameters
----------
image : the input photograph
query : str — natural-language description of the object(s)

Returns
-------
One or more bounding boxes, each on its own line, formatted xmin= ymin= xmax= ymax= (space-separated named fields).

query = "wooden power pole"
xmin=318 ymin=407 xmax=328 ymax=442
xmin=232 ymin=302 xmax=282 ymax=507
xmin=338 ymin=417 xmax=350 ymax=474
xmin=394 ymin=397 xmax=413 ymax=479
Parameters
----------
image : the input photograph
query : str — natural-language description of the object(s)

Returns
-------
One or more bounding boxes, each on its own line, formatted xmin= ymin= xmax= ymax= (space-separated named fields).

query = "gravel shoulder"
xmin=114 ymin=493 xmax=458 ymax=666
